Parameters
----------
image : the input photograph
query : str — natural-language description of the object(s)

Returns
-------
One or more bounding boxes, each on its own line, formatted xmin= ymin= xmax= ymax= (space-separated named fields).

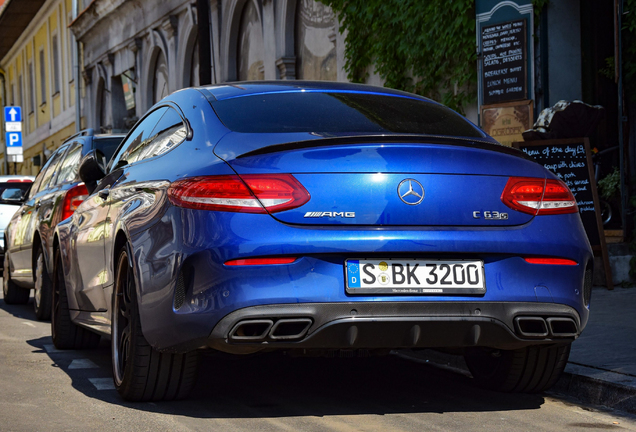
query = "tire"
xmin=33 ymin=244 xmax=52 ymax=320
xmin=464 ymin=343 xmax=571 ymax=393
xmin=3 ymin=249 xmax=30 ymax=304
xmin=112 ymin=246 xmax=199 ymax=402
xmin=51 ymin=248 xmax=101 ymax=349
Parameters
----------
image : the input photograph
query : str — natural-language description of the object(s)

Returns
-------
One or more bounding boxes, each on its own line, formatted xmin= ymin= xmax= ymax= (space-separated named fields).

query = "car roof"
xmin=197 ymin=81 xmax=433 ymax=102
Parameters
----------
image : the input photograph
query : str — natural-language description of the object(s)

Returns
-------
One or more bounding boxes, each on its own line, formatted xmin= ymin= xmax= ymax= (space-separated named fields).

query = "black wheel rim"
xmin=34 ymin=250 xmax=44 ymax=312
xmin=52 ymin=253 xmax=62 ymax=340
xmin=113 ymin=252 xmax=132 ymax=386
xmin=3 ymin=253 xmax=9 ymax=297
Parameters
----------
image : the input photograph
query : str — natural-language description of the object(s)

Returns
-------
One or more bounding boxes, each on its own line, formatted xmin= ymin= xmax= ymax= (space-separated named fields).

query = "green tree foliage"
xmin=320 ymin=0 xmax=550 ymax=114
xmin=319 ymin=0 xmax=477 ymax=113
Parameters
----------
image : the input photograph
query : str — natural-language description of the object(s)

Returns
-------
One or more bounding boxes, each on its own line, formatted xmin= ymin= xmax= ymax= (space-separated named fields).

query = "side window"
xmin=129 ymin=107 xmax=187 ymax=163
xmin=39 ymin=145 xmax=68 ymax=191
xmin=109 ymin=108 xmax=167 ymax=171
xmin=29 ymin=146 xmax=67 ymax=198
xmin=55 ymin=143 xmax=82 ymax=184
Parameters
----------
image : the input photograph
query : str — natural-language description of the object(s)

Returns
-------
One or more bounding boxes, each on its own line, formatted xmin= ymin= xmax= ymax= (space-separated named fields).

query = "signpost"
xmin=3 ymin=106 xmax=24 ymax=168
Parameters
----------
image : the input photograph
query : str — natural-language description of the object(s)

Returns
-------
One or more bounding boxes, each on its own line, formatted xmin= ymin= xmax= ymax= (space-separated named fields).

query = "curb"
xmin=398 ymin=349 xmax=636 ymax=415
xmin=552 ymin=365 xmax=636 ymax=415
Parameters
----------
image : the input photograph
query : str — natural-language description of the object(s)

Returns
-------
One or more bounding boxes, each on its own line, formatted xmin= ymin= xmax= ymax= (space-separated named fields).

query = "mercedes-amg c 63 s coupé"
xmin=51 ymin=82 xmax=592 ymax=401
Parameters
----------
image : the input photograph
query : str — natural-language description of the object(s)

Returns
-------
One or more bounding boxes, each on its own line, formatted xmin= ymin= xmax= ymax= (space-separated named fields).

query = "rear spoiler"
xmin=236 ymin=134 xmax=534 ymax=162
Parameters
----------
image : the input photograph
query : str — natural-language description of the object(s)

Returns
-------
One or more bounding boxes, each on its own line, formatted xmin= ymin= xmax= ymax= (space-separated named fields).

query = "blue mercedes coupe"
xmin=51 ymin=82 xmax=592 ymax=401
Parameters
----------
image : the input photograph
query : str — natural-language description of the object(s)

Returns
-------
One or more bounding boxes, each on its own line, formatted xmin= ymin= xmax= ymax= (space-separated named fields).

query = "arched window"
xmin=237 ymin=1 xmax=264 ymax=81
xmin=153 ymin=50 xmax=169 ymax=104
xmin=295 ymin=0 xmax=337 ymax=81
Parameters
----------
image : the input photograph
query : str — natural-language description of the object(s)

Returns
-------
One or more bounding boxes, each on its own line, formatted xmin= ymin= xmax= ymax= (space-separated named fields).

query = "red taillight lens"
xmin=7 ymin=179 xmax=32 ymax=183
xmin=62 ymin=183 xmax=89 ymax=220
xmin=501 ymin=177 xmax=577 ymax=215
xmin=168 ymin=174 xmax=310 ymax=213
xmin=524 ymin=258 xmax=578 ymax=265
xmin=224 ymin=257 xmax=297 ymax=266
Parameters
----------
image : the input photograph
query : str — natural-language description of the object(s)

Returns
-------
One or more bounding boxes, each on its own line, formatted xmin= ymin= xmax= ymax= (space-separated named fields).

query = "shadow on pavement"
xmin=0 ymin=295 xmax=42 ymax=324
xmin=26 ymin=333 xmax=548 ymax=419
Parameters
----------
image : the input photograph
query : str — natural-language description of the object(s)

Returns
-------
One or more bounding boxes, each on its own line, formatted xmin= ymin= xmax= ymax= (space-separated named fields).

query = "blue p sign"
xmin=6 ymin=132 xmax=22 ymax=147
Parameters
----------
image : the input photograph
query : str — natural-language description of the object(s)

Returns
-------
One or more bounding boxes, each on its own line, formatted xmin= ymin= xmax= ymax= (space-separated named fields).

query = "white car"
xmin=0 ymin=175 xmax=34 ymax=256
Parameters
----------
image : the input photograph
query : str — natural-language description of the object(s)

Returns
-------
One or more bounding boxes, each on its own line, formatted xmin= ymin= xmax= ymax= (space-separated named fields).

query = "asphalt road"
xmin=1 ymin=286 xmax=635 ymax=432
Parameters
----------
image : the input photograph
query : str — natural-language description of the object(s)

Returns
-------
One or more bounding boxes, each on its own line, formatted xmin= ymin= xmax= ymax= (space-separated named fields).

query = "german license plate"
xmin=345 ymin=259 xmax=486 ymax=295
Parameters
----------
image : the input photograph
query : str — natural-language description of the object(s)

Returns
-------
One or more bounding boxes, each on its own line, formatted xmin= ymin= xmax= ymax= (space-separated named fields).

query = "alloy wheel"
xmin=3 ymin=253 xmax=10 ymax=297
xmin=34 ymin=252 xmax=44 ymax=311
xmin=112 ymin=252 xmax=133 ymax=387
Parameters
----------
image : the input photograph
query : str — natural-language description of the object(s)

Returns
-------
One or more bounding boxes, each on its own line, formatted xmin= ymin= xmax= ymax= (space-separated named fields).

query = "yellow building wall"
xmin=0 ymin=0 xmax=83 ymax=175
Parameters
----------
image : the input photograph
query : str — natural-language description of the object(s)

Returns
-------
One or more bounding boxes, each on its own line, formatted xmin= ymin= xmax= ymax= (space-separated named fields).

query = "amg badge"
xmin=304 ymin=211 xmax=355 ymax=218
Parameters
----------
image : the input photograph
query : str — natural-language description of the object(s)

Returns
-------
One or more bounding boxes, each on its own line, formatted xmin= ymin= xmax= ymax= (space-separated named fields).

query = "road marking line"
xmin=43 ymin=344 xmax=64 ymax=353
xmin=68 ymin=359 xmax=99 ymax=369
xmin=88 ymin=378 xmax=115 ymax=390
xmin=22 ymin=322 xmax=36 ymax=328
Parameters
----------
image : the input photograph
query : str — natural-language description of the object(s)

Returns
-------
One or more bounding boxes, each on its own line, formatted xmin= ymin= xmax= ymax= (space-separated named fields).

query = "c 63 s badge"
xmin=473 ymin=211 xmax=509 ymax=220
xmin=304 ymin=211 xmax=355 ymax=218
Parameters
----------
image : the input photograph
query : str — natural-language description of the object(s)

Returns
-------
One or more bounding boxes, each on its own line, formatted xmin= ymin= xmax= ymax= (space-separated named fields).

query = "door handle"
xmin=35 ymin=202 xmax=41 ymax=209
xmin=98 ymin=188 xmax=110 ymax=200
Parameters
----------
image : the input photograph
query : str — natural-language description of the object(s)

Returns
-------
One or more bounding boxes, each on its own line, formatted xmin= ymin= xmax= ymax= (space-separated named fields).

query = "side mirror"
xmin=79 ymin=149 xmax=106 ymax=195
xmin=0 ymin=188 xmax=27 ymax=204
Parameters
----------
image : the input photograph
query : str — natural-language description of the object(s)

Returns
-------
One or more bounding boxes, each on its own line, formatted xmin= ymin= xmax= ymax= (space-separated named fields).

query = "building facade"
xmin=0 ymin=0 xmax=79 ymax=175
xmin=70 ymin=0 xmax=351 ymax=134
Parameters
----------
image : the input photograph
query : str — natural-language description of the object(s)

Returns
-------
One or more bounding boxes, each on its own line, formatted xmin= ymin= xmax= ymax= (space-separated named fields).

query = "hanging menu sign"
xmin=481 ymin=19 xmax=527 ymax=105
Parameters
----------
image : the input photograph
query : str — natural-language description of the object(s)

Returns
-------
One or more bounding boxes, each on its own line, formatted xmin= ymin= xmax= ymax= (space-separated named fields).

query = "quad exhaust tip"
xmin=229 ymin=318 xmax=313 ymax=342
xmin=229 ymin=319 xmax=274 ymax=341
xmin=514 ymin=316 xmax=578 ymax=339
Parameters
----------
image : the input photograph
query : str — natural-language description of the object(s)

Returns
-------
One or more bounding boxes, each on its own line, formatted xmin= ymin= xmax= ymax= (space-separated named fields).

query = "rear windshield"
xmin=94 ymin=137 xmax=124 ymax=163
xmin=211 ymin=92 xmax=483 ymax=138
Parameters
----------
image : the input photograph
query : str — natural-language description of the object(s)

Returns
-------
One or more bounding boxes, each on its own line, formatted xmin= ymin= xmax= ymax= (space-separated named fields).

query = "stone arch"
xmin=142 ymin=29 xmax=170 ymax=111
xmin=236 ymin=0 xmax=265 ymax=80
xmin=179 ymin=9 xmax=200 ymax=88
xmin=221 ymin=0 xmax=265 ymax=81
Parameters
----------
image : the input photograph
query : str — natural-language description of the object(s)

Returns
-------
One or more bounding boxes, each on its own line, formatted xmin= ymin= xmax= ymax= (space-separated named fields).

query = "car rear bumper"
xmin=159 ymin=301 xmax=580 ymax=354
xmin=132 ymin=207 xmax=593 ymax=354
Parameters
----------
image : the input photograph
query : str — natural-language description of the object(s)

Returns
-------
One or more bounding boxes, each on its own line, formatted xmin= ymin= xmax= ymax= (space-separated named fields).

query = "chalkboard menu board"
xmin=513 ymin=138 xmax=601 ymax=246
xmin=481 ymin=19 xmax=527 ymax=105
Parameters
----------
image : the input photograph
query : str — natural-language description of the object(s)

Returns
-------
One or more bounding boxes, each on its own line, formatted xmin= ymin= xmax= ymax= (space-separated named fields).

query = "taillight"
xmin=7 ymin=179 xmax=32 ymax=183
xmin=501 ymin=177 xmax=577 ymax=215
xmin=224 ymin=257 xmax=298 ymax=266
xmin=524 ymin=257 xmax=578 ymax=265
xmin=62 ymin=183 xmax=89 ymax=220
xmin=168 ymin=174 xmax=310 ymax=213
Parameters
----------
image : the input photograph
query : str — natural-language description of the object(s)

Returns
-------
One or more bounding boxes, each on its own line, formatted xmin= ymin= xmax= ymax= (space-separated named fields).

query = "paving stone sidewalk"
xmin=553 ymin=286 xmax=636 ymax=413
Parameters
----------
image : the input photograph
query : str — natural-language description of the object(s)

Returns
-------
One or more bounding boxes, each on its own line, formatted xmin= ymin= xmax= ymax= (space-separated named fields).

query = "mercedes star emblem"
xmin=397 ymin=179 xmax=425 ymax=205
